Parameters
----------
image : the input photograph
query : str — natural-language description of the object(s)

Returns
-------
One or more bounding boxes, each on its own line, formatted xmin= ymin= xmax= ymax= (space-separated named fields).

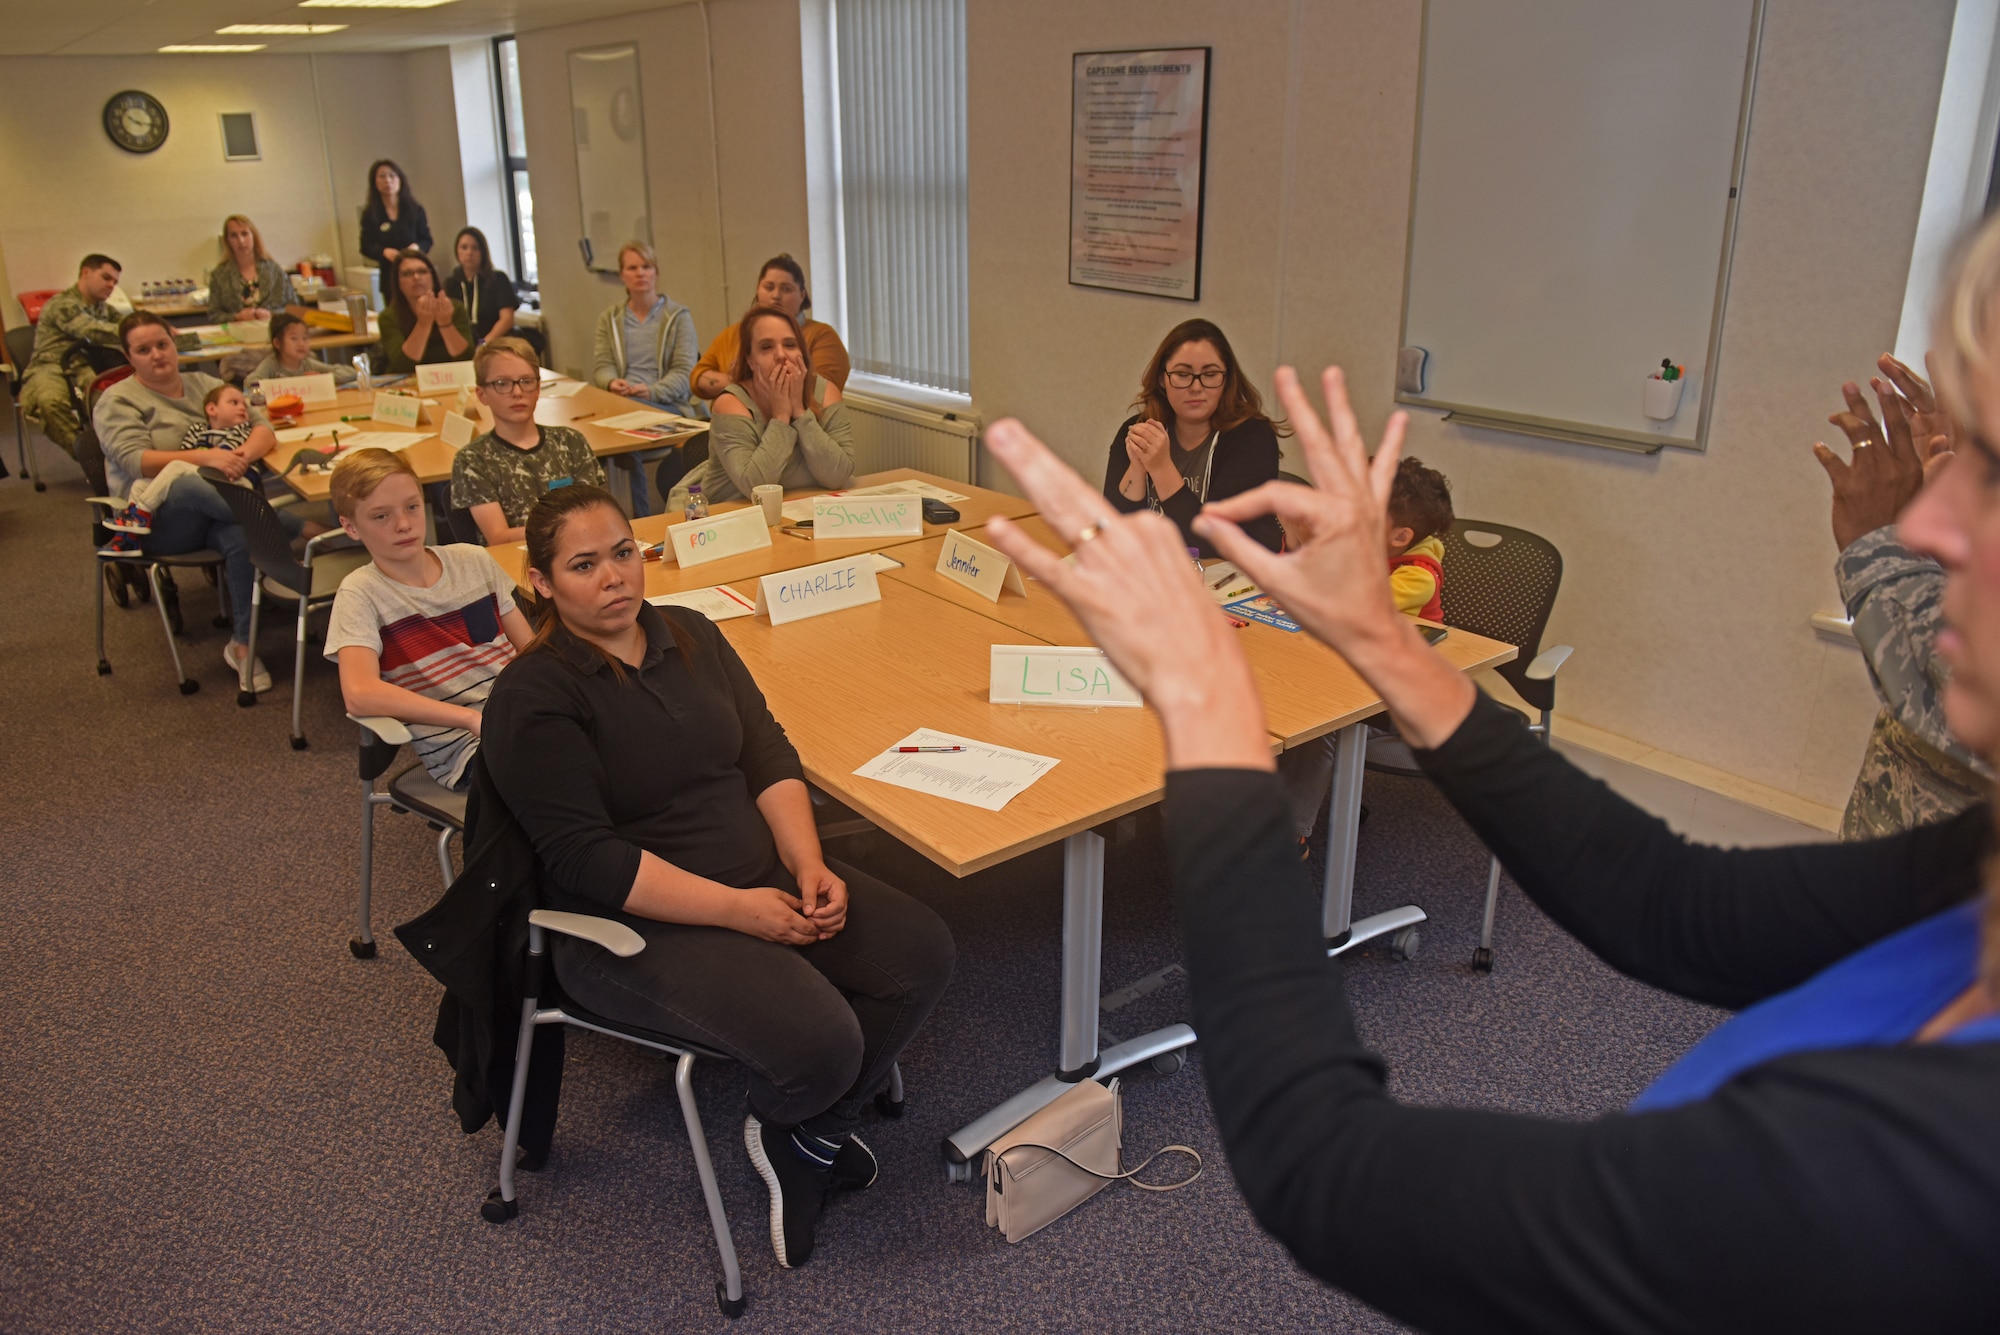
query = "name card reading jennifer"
xmin=257 ymin=372 xmax=338 ymax=406
xmin=755 ymin=555 xmax=882 ymax=625
xmin=990 ymin=645 xmax=1142 ymax=707
xmin=935 ymin=528 xmax=1026 ymax=602
xmin=668 ymin=506 xmax=772 ymax=569
xmin=415 ymin=360 xmax=479 ymax=394
xmin=371 ymin=392 xmax=423 ymax=429
xmin=813 ymin=493 xmax=922 ymax=539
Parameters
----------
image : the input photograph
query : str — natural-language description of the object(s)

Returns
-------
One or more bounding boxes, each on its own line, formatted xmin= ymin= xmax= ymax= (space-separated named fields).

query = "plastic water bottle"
xmin=683 ymin=482 xmax=708 ymax=523
xmin=354 ymin=355 xmax=372 ymax=394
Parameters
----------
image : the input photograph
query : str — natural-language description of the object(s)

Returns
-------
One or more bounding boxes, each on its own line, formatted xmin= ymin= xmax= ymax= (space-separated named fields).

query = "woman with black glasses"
xmin=1102 ymin=319 xmax=1286 ymax=557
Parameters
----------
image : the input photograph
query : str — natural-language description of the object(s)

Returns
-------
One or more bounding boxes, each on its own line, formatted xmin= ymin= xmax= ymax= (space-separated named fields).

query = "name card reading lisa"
xmin=668 ymin=506 xmax=772 ymax=569
xmin=371 ymin=392 xmax=423 ymax=429
xmin=256 ymin=372 xmax=338 ymax=406
xmin=814 ymin=493 xmax=922 ymax=539
xmin=935 ymin=528 xmax=1026 ymax=602
xmin=415 ymin=360 xmax=479 ymax=394
xmin=990 ymin=645 xmax=1142 ymax=707
xmin=755 ymin=555 xmax=882 ymax=625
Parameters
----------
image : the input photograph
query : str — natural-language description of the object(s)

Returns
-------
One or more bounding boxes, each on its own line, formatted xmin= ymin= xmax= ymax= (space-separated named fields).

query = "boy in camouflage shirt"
xmin=449 ymin=336 xmax=605 ymax=545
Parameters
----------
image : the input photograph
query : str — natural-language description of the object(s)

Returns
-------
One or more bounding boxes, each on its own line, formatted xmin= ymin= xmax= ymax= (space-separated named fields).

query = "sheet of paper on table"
xmin=622 ymin=417 xmax=706 ymax=440
xmin=538 ymin=379 xmax=587 ymax=398
xmin=593 ymin=409 xmax=678 ymax=431
xmin=780 ymin=494 xmax=832 ymax=522
xmin=646 ymin=586 xmax=758 ymax=621
xmin=844 ymin=479 xmax=970 ymax=503
xmin=320 ymin=430 xmax=428 ymax=454
xmin=1203 ymin=561 xmax=1259 ymax=604
xmin=852 ymin=728 xmax=1060 ymax=812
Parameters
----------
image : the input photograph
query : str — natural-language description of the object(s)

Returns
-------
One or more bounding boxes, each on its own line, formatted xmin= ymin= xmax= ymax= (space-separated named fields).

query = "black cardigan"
xmin=1102 ymin=414 xmax=1285 ymax=558
xmin=1164 ymin=692 xmax=2000 ymax=1334
xmin=479 ymin=604 xmax=806 ymax=927
xmin=360 ymin=200 xmax=433 ymax=264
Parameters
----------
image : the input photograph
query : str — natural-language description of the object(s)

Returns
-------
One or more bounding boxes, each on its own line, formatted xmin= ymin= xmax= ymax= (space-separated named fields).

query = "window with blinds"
xmin=830 ymin=0 xmax=970 ymax=397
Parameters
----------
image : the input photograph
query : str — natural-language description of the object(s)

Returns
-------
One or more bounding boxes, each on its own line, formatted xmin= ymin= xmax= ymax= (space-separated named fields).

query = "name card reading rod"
xmin=755 ymin=555 xmax=882 ymax=625
xmin=668 ymin=506 xmax=773 ymax=569
xmin=935 ymin=528 xmax=1026 ymax=602
xmin=814 ymin=492 xmax=922 ymax=539
xmin=989 ymin=645 xmax=1143 ymax=707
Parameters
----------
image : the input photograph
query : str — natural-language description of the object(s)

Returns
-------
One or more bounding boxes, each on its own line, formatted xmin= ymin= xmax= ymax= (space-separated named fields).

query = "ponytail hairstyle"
xmin=521 ymin=484 xmax=700 ymax=678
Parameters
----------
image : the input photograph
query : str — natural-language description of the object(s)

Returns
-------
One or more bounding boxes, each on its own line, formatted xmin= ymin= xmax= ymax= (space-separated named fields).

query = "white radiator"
xmin=842 ymin=390 xmax=981 ymax=483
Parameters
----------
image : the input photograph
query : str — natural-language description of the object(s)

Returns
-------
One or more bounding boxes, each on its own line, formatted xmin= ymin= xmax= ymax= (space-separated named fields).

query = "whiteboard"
xmin=1396 ymin=0 xmax=1763 ymax=453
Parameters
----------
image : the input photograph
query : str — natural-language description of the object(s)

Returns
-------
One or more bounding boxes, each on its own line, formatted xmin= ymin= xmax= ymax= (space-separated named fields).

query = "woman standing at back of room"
xmin=1102 ymin=319 xmax=1285 ymax=558
xmin=359 ymin=159 xmax=432 ymax=268
xmin=206 ymin=214 xmax=296 ymax=324
xmin=445 ymin=226 xmax=520 ymax=346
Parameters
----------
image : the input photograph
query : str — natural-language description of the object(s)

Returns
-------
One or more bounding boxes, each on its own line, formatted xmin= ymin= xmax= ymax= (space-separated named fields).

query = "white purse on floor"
xmin=983 ymin=1076 xmax=1202 ymax=1243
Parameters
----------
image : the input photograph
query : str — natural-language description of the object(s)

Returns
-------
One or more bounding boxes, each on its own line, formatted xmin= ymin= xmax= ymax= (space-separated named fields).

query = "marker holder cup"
xmin=1643 ymin=375 xmax=1685 ymax=421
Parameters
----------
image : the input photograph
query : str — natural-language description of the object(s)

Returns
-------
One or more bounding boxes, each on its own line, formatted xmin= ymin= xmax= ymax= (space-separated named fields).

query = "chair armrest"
xmin=1525 ymin=644 xmax=1573 ymax=681
xmin=529 ymin=910 xmax=646 ymax=958
xmin=86 ymin=496 xmax=122 ymax=508
xmin=305 ymin=530 xmax=362 ymax=557
xmin=347 ymin=713 xmax=413 ymax=746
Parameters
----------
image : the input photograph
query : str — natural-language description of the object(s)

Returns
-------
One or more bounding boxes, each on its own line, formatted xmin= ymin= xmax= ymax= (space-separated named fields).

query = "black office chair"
xmin=350 ymin=715 xmax=466 ymax=960
xmin=77 ymin=424 xmax=229 ymax=693
xmin=200 ymin=468 xmax=370 ymax=742
xmin=444 ymin=505 xmax=486 ymax=546
xmin=4 ymin=324 xmax=37 ymax=488
xmin=1371 ymin=518 xmax=1571 ymax=970
xmin=653 ymin=430 xmax=711 ymax=503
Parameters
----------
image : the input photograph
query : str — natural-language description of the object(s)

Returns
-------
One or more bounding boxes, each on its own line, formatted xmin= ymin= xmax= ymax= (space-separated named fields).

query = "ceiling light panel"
xmin=297 ymin=0 xmax=460 ymax=8
xmin=159 ymin=44 xmax=268 ymax=52
xmin=216 ymin=24 xmax=350 ymax=35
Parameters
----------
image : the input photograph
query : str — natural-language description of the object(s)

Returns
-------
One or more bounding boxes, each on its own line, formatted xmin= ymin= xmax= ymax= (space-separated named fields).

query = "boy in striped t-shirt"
xmin=324 ymin=449 xmax=533 ymax=788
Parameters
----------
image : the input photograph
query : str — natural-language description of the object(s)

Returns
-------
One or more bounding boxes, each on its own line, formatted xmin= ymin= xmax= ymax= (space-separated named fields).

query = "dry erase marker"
xmin=893 ymin=746 xmax=965 ymax=753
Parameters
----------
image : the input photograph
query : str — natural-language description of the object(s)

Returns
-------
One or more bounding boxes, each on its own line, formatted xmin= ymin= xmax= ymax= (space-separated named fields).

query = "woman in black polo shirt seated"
xmin=479 ymin=484 xmax=954 ymax=1273
xmin=444 ymin=226 xmax=520 ymax=346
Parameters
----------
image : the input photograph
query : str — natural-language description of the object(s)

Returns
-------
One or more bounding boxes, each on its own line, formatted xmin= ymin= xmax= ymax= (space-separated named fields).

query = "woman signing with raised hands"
xmin=979 ymin=356 xmax=2000 ymax=1333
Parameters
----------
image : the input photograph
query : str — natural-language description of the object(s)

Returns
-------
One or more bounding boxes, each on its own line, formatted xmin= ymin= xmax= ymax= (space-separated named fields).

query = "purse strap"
xmin=993 ymin=1141 xmax=1203 ymax=1193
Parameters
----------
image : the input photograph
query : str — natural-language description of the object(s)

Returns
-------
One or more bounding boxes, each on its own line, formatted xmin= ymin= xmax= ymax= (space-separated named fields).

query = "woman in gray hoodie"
xmin=591 ymin=240 xmax=699 ymax=515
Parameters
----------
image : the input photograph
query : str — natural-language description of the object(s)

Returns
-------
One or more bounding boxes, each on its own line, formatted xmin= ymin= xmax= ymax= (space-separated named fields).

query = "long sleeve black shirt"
xmin=480 ymin=604 xmax=805 ymax=925
xmin=1102 ymin=414 xmax=1285 ymax=558
xmin=360 ymin=201 xmax=433 ymax=265
xmin=1164 ymin=692 xmax=2000 ymax=1334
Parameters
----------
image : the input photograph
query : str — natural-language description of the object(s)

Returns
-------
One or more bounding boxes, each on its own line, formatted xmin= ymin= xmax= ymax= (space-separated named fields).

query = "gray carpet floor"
xmin=0 ymin=434 xmax=1723 ymax=1333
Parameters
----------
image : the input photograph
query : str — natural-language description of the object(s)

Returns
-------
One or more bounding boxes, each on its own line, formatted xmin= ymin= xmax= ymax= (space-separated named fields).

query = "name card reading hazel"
xmin=755 ymin=555 xmax=882 ymax=625
xmin=371 ymin=392 xmax=424 ymax=429
xmin=668 ymin=506 xmax=772 ymax=569
xmin=415 ymin=360 xmax=479 ymax=394
xmin=256 ymin=372 xmax=338 ymax=406
xmin=935 ymin=528 xmax=1026 ymax=602
xmin=989 ymin=645 xmax=1142 ymax=707
xmin=813 ymin=493 xmax=922 ymax=539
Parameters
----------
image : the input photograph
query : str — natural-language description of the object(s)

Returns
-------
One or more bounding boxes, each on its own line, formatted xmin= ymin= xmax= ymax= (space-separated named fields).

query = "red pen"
xmin=893 ymin=746 xmax=966 ymax=753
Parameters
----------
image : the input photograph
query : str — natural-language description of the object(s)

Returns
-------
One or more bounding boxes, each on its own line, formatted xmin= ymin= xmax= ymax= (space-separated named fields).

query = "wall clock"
xmin=103 ymin=90 xmax=169 ymax=154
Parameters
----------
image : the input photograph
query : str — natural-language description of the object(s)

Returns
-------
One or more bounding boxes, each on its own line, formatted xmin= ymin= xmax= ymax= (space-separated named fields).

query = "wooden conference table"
xmin=488 ymin=477 xmax=1518 ymax=1175
xmin=178 ymin=311 xmax=379 ymax=368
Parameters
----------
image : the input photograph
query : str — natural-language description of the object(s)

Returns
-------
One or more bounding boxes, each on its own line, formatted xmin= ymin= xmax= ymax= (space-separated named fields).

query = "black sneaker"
xmin=744 ymin=1114 xmax=831 ymax=1268
xmin=830 ymin=1133 xmax=877 ymax=1191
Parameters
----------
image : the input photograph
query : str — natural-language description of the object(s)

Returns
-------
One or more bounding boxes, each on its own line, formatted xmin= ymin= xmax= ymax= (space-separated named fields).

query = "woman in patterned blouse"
xmin=205 ymin=215 xmax=296 ymax=324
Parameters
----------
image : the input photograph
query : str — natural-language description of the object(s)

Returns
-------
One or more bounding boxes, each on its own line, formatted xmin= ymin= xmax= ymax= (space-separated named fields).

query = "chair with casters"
xmin=350 ymin=714 xmax=465 ymax=960
xmin=199 ymin=467 xmax=371 ymax=740
xmin=76 ymin=423 xmax=229 ymax=692
xmin=1367 ymin=518 xmax=1570 ymax=972
xmin=4 ymin=323 xmax=38 ymax=488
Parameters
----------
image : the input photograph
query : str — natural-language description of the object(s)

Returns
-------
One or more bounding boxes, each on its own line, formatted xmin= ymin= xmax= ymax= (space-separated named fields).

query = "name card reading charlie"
xmin=813 ymin=492 xmax=921 ymax=539
xmin=257 ymin=372 xmax=338 ymax=406
xmin=668 ymin=506 xmax=772 ymax=569
xmin=416 ymin=360 xmax=479 ymax=394
xmin=371 ymin=391 xmax=423 ymax=429
xmin=935 ymin=528 xmax=1026 ymax=602
xmin=990 ymin=645 xmax=1142 ymax=707
xmin=755 ymin=555 xmax=882 ymax=625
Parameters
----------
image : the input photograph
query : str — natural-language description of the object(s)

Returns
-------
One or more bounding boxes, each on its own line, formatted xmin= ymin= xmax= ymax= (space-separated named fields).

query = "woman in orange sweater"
xmin=691 ymin=254 xmax=851 ymax=400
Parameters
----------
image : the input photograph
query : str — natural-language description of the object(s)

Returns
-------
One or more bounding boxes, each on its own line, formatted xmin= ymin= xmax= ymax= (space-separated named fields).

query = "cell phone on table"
xmin=921 ymin=498 xmax=960 ymax=524
xmin=1419 ymin=624 xmax=1449 ymax=645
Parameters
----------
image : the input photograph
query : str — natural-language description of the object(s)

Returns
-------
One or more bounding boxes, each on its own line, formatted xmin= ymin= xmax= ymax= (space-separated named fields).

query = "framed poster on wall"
xmin=1069 ymin=47 xmax=1211 ymax=300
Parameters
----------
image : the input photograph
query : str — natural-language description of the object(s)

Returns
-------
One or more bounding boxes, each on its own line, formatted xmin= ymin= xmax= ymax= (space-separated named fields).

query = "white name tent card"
xmin=256 ymin=372 xmax=338 ymax=406
xmin=853 ymin=728 xmax=1060 ymax=812
xmin=754 ymin=555 xmax=881 ymax=625
xmin=667 ymin=506 xmax=772 ymax=569
xmin=415 ymin=361 xmax=478 ymax=394
xmin=372 ymin=392 xmax=424 ymax=429
xmin=813 ymin=493 xmax=922 ymax=539
xmin=990 ymin=645 xmax=1143 ymax=708
xmin=936 ymin=529 xmax=1026 ymax=601
xmin=646 ymin=585 xmax=758 ymax=622
xmin=439 ymin=410 xmax=478 ymax=448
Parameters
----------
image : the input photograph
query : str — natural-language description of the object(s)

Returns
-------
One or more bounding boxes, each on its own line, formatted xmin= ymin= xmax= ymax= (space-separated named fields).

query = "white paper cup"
xmin=754 ymin=484 xmax=784 ymax=525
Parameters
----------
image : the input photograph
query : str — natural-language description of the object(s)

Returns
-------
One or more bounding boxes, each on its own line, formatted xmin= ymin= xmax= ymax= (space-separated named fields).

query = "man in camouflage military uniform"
xmin=1816 ymin=353 xmax=1991 ymax=840
xmin=19 ymin=254 xmax=124 ymax=458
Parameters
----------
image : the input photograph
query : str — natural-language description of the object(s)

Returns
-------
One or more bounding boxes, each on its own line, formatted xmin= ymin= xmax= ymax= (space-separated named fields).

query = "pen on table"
xmin=892 ymin=746 xmax=965 ymax=753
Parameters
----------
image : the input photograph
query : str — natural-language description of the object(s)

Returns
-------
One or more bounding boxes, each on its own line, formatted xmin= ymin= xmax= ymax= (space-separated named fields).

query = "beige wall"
xmin=515 ymin=0 xmax=812 ymax=380
xmin=965 ymin=0 xmax=1955 ymax=809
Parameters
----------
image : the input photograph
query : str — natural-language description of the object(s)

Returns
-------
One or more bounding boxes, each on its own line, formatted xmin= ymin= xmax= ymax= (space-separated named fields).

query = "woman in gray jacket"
xmin=590 ymin=240 xmax=698 ymax=514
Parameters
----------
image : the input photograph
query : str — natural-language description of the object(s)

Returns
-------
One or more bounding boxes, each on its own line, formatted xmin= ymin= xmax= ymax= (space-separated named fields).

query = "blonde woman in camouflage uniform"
xmin=18 ymin=254 xmax=122 ymax=458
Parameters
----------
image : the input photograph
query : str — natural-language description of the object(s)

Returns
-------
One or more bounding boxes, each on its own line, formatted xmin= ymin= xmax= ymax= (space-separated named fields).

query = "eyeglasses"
xmin=1163 ymin=369 xmax=1226 ymax=389
xmin=480 ymin=377 xmax=540 ymax=395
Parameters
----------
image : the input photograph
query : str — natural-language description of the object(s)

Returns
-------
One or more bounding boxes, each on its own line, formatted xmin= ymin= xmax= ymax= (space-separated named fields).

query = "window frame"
xmin=492 ymin=34 xmax=536 ymax=294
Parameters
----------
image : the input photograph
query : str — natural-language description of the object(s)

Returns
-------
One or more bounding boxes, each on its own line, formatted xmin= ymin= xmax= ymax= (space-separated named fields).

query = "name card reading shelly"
xmin=814 ymin=492 xmax=922 ymax=539
xmin=755 ymin=555 xmax=882 ymax=625
xmin=372 ymin=392 xmax=424 ymax=429
xmin=990 ymin=645 xmax=1142 ymax=707
xmin=415 ymin=360 xmax=479 ymax=394
xmin=935 ymin=528 xmax=1026 ymax=602
xmin=668 ymin=506 xmax=772 ymax=569
xmin=257 ymin=372 xmax=338 ymax=406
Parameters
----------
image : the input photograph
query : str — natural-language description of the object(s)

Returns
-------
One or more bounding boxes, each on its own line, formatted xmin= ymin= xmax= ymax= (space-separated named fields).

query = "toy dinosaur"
xmin=283 ymin=443 xmax=343 ymax=475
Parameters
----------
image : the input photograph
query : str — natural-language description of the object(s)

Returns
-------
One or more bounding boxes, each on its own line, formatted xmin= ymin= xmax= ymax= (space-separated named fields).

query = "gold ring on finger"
xmin=1075 ymin=522 xmax=1103 ymax=545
